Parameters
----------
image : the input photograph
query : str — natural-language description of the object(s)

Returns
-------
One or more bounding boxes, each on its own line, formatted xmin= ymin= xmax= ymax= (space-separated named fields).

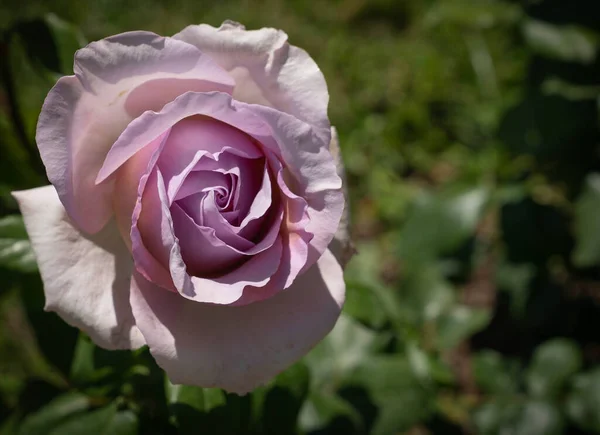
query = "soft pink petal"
xmin=12 ymin=186 xmax=144 ymax=350
xmin=327 ymin=126 xmax=355 ymax=267
xmin=141 ymin=169 xmax=282 ymax=305
xmin=243 ymin=104 xmax=344 ymax=271
xmin=174 ymin=21 xmax=330 ymax=130
xmin=186 ymin=236 xmax=283 ymax=305
xmin=128 ymin=134 xmax=176 ymax=290
xmin=170 ymin=202 xmax=247 ymax=274
xmin=97 ymin=96 xmax=264 ymax=184
xmin=37 ymin=32 xmax=233 ymax=233
xmin=129 ymin=248 xmax=344 ymax=394
xmin=154 ymin=116 xmax=262 ymax=201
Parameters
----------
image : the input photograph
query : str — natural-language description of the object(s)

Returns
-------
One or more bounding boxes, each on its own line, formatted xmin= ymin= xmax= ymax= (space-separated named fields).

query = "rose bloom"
xmin=13 ymin=21 xmax=352 ymax=394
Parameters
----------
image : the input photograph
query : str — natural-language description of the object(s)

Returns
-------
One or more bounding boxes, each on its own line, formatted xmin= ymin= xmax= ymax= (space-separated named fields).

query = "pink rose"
xmin=13 ymin=21 xmax=352 ymax=394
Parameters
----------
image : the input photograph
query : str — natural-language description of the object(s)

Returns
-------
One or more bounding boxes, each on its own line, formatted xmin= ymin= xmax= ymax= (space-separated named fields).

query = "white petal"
xmin=130 ymin=249 xmax=345 ymax=394
xmin=327 ymin=126 xmax=355 ymax=268
xmin=12 ymin=186 xmax=145 ymax=350
xmin=174 ymin=21 xmax=330 ymax=130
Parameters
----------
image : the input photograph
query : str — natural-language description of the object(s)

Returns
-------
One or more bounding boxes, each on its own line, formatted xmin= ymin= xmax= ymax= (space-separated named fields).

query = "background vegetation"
xmin=1 ymin=0 xmax=600 ymax=433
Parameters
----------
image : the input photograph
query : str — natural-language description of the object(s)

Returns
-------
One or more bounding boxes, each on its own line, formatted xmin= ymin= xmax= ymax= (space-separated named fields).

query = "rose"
xmin=13 ymin=21 xmax=352 ymax=393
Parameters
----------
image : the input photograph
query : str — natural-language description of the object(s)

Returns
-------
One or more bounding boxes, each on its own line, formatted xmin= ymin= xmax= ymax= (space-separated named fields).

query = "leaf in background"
xmin=101 ymin=410 xmax=139 ymax=435
xmin=398 ymin=265 xmax=455 ymax=325
xmin=473 ymin=350 xmax=520 ymax=395
xmin=343 ymin=242 xmax=392 ymax=329
xmin=474 ymin=399 xmax=564 ymax=435
xmin=167 ymin=383 xmax=251 ymax=435
xmin=0 ymin=107 xmax=42 ymax=189
xmin=68 ymin=333 xmax=135 ymax=393
xmin=346 ymin=356 xmax=434 ymax=435
xmin=11 ymin=14 xmax=86 ymax=75
xmin=5 ymin=33 xmax=56 ymax=147
xmin=572 ymin=173 xmax=600 ymax=267
xmin=17 ymin=392 xmax=90 ymax=435
xmin=0 ymin=215 xmax=36 ymax=272
xmin=526 ymin=338 xmax=582 ymax=399
xmin=17 ymin=273 xmax=78 ymax=377
xmin=435 ymin=305 xmax=491 ymax=350
xmin=397 ymin=187 xmax=488 ymax=263
xmin=304 ymin=314 xmax=382 ymax=391
xmin=302 ymin=315 xmax=389 ymax=434
xmin=43 ymin=14 xmax=87 ymax=74
xmin=47 ymin=401 xmax=138 ymax=435
xmin=496 ymin=260 xmax=536 ymax=318
xmin=542 ymin=78 xmax=600 ymax=101
xmin=299 ymin=391 xmax=363 ymax=435
xmin=566 ymin=368 xmax=600 ymax=432
xmin=523 ymin=19 xmax=598 ymax=64
xmin=261 ymin=362 xmax=309 ymax=435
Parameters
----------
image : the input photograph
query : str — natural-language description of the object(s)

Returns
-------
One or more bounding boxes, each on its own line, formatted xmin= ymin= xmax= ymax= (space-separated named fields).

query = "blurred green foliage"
xmin=1 ymin=0 xmax=600 ymax=433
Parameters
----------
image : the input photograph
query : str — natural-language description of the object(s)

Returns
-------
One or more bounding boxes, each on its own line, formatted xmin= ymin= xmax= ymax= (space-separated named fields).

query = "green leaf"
xmin=523 ymin=19 xmax=598 ymax=64
xmin=69 ymin=334 xmax=96 ymax=385
xmin=304 ymin=314 xmax=382 ymax=391
xmin=398 ymin=265 xmax=455 ymax=325
xmin=496 ymin=261 xmax=536 ymax=318
xmin=474 ymin=399 xmax=564 ymax=435
xmin=102 ymin=410 xmax=139 ymax=435
xmin=435 ymin=305 xmax=491 ymax=349
xmin=526 ymin=338 xmax=582 ymax=399
xmin=11 ymin=14 xmax=85 ymax=75
xmin=299 ymin=392 xmax=363 ymax=434
xmin=43 ymin=402 xmax=138 ymax=435
xmin=17 ymin=393 xmax=90 ymax=435
xmin=566 ymin=367 xmax=600 ymax=432
xmin=6 ymin=33 xmax=56 ymax=146
xmin=343 ymin=243 xmax=391 ymax=328
xmin=43 ymin=14 xmax=87 ymax=74
xmin=347 ymin=356 xmax=434 ymax=435
xmin=397 ymin=187 xmax=488 ymax=262
xmin=0 ymin=215 xmax=37 ymax=272
xmin=572 ymin=173 xmax=600 ymax=267
xmin=167 ymin=383 xmax=251 ymax=435
xmin=18 ymin=273 xmax=78 ymax=376
xmin=261 ymin=362 xmax=310 ymax=435
xmin=473 ymin=350 xmax=520 ymax=395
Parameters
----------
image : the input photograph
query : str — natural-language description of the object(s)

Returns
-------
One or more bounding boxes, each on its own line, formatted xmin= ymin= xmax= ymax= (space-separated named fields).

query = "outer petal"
xmin=129 ymin=248 xmax=344 ymax=394
xmin=12 ymin=185 xmax=144 ymax=350
xmin=327 ymin=127 xmax=355 ymax=268
xmin=37 ymin=32 xmax=234 ymax=234
xmin=174 ymin=21 xmax=330 ymax=130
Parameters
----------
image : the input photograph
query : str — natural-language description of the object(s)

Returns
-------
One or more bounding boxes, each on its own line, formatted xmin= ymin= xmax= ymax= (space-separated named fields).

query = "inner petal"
xmin=174 ymin=170 xmax=231 ymax=201
xmin=157 ymin=115 xmax=262 ymax=202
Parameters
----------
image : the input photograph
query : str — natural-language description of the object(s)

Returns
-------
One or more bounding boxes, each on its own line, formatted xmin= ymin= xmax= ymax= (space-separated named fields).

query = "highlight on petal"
xmin=129 ymin=248 xmax=345 ymax=394
xmin=37 ymin=32 xmax=234 ymax=234
xmin=327 ymin=126 xmax=355 ymax=268
xmin=174 ymin=21 xmax=330 ymax=130
xmin=244 ymin=103 xmax=344 ymax=271
xmin=12 ymin=185 xmax=144 ymax=350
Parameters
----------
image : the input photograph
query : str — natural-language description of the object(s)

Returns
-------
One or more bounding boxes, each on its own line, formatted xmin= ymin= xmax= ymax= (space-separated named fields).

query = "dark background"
xmin=1 ymin=0 xmax=600 ymax=434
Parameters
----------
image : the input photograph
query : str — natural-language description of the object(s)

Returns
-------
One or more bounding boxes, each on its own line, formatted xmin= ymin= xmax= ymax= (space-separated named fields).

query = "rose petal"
xmin=155 ymin=116 xmax=262 ymax=202
xmin=174 ymin=21 xmax=330 ymax=130
xmin=245 ymin=104 xmax=344 ymax=271
xmin=327 ymin=126 xmax=355 ymax=267
xmin=12 ymin=185 xmax=144 ymax=350
xmin=97 ymin=100 xmax=264 ymax=184
xmin=38 ymin=32 xmax=234 ymax=234
xmin=129 ymin=133 xmax=176 ymax=290
xmin=143 ymin=169 xmax=282 ymax=305
xmin=129 ymin=248 xmax=344 ymax=394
